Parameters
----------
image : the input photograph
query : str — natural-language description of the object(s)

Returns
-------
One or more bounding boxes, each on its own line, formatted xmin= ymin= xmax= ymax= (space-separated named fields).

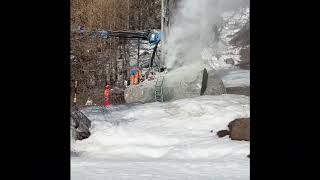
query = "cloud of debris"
xmin=164 ymin=0 xmax=249 ymax=71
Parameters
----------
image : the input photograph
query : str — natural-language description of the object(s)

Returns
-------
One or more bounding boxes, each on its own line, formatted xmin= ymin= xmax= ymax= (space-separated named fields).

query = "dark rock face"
xmin=236 ymin=61 xmax=250 ymax=70
xmin=71 ymin=105 xmax=91 ymax=140
xmin=217 ymin=130 xmax=230 ymax=137
xmin=237 ymin=47 xmax=250 ymax=70
xmin=239 ymin=47 xmax=250 ymax=62
xmin=225 ymin=58 xmax=235 ymax=65
xmin=230 ymin=21 xmax=250 ymax=47
xmin=229 ymin=21 xmax=250 ymax=70
xmin=228 ymin=118 xmax=250 ymax=141
xmin=247 ymin=154 xmax=250 ymax=158
xmin=226 ymin=86 xmax=250 ymax=96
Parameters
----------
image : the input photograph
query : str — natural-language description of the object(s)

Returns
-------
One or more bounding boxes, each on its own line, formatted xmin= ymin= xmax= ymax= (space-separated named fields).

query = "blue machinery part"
xmin=74 ymin=28 xmax=161 ymax=46
xmin=148 ymin=32 xmax=162 ymax=45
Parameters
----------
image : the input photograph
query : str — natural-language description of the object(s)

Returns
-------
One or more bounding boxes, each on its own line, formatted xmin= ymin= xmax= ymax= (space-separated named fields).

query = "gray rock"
xmin=226 ymin=86 xmax=250 ymax=96
xmin=71 ymin=151 xmax=79 ymax=157
xmin=124 ymin=81 xmax=156 ymax=104
xmin=124 ymin=67 xmax=226 ymax=103
xmin=225 ymin=58 xmax=235 ymax=65
xmin=71 ymin=105 xmax=91 ymax=140
xmin=230 ymin=21 xmax=250 ymax=47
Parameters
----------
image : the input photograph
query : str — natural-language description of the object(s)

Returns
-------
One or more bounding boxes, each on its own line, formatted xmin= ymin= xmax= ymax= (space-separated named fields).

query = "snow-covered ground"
xmin=71 ymin=94 xmax=250 ymax=180
xmin=71 ymin=4 xmax=250 ymax=179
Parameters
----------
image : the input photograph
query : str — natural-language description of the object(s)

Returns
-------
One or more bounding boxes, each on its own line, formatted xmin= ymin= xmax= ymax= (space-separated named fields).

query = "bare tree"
xmin=71 ymin=0 xmax=161 ymax=105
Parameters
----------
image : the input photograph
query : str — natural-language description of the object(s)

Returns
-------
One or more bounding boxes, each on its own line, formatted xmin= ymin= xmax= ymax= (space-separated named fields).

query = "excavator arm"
xmin=72 ymin=28 xmax=160 ymax=44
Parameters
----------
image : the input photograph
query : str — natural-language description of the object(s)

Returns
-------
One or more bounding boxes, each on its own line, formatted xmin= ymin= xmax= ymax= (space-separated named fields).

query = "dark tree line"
xmin=71 ymin=0 xmax=161 ymax=105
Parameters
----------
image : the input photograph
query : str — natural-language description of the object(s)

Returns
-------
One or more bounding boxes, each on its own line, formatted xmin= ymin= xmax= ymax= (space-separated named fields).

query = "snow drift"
xmin=71 ymin=94 xmax=250 ymax=180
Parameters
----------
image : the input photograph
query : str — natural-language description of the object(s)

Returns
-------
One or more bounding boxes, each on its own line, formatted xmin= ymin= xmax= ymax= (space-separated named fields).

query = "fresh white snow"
xmin=71 ymin=94 xmax=250 ymax=180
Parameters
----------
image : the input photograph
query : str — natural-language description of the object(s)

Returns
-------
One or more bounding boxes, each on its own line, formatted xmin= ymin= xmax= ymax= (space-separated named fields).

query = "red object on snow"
xmin=104 ymin=85 xmax=111 ymax=107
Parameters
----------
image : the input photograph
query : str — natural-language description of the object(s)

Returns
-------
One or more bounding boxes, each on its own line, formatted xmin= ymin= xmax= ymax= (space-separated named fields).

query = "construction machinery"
xmin=72 ymin=29 xmax=162 ymax=69
xmin=72 ymin=28 xmax=165 ymax=102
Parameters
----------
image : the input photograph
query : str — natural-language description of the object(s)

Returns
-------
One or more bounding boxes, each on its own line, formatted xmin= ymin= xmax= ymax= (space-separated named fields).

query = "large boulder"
xmin=216 ymin=118 xmax=250 ymax=141
xmin=71 ymin=105 xmax=91 ymax=140
xmin=225 ymin=58 xmax=235 ymax=65
xmin=124 ymin=80 xmax=156 ymax=104
xmin=226 ymin=86 xmax=250 ymax=96
xmin=125 ymin=67 xmax=226 ymax=103
xmin=228 ymin=118 xmax=250 ymax=141
xmin=217 ymin=69 xmax=250 ymax=96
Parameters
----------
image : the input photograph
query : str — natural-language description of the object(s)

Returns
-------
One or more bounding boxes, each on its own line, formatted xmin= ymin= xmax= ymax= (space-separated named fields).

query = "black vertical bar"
xmin=137 ymin=39 xmax=140 ymax=66
xmin=150 ymin=43 xmax=158 ymax=68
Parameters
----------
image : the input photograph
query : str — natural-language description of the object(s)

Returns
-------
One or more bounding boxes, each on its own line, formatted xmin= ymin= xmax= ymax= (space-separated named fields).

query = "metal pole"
xmin=161 ymin=0 xmax=165 ymax=68
xmin=137 ymin=39 xmax=140 ymax=66
xmin=73 ymin=80 xmax=78 ymax=105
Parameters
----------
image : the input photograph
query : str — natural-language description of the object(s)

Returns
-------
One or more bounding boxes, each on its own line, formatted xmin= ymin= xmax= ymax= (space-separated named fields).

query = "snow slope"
xmin=202 ymin=7 xmax=250 ymax=69
xmin=71 ymin=94 xmax=250 ymax=180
